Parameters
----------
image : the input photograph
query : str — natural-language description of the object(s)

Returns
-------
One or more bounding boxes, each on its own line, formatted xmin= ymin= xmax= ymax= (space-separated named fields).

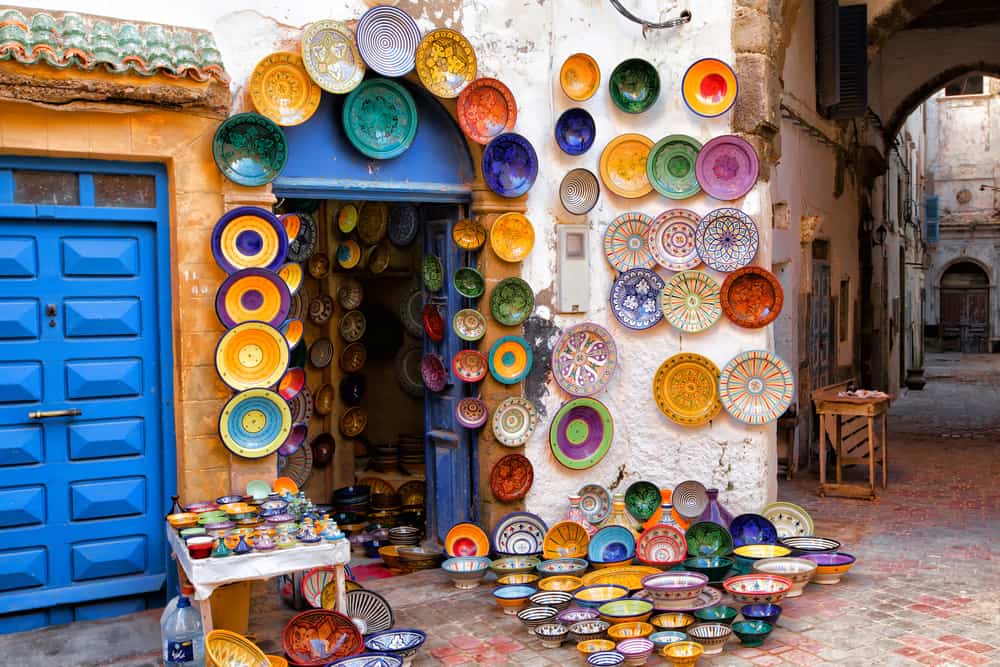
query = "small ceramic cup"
xmin=187 ymin=536 xmax=214 ymax=559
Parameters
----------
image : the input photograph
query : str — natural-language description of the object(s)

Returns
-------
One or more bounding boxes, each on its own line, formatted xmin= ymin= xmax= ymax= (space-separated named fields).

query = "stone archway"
xmin=884 ymin=63 xmax=1000 ymax=141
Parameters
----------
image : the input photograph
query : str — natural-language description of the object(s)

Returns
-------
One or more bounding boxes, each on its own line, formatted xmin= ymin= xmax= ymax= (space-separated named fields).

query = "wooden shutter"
xmin=830 ymin=5 xmax=869 ymax=119
xmin=925 ymin=195 xmax=940 ymax=243
xmin=815 ymin=0 xmax=841 ymax=112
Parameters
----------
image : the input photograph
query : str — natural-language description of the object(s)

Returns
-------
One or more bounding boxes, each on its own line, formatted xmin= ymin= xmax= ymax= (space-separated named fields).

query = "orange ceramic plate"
xmin=561 ymin=53 xmax=601 ymax=101
xmin=445 ymin=522 xmax=490 ymax=557
xmin=490 ymin=212 xmax=535 ymax=263
xmin=277 ymin=262 xmax=303 ymax=296
xmin=542 ymin=521 xmax=591 ymax=559
xmin=250 ymin=51 xmax=322 ymax=126
xmin=215 ymin=322 xmax=289 ymax=391
xmin=599 ymin=134 xmax=654 ymax=199
xmin=273 ymin=476 xmax=299 ymax=496
xmin=682 ymin=58 xmax=738 ymax=118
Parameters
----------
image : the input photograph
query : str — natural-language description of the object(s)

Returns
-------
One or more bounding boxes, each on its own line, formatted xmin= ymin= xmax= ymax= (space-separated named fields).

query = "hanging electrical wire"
xmin=608 ymin=1 xmax=691 ymax=38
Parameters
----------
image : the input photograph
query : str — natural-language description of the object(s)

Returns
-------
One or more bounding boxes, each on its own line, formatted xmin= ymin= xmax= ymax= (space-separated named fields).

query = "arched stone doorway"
xmin=937 ymin=260 xmax=990 ymax=352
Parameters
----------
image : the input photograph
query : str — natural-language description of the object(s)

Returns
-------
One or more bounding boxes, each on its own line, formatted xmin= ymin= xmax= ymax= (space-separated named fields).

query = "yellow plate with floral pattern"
xmin=453 ymin=218 xmax=487 ymax=250
xmin=581 ymin=565 xmax=662 ymax=591
xmin=490 ymin=212 xmax=535 ymax=263
xmin=542 ymin=521 xmax=591 ymax=560
xmin=600 ymin=133 xmax=654 ymax=198
xmin=301 ymin=20 xmax=365 ymax=94
xmin=250 ymin=52 xmax=322 ymax=127
xmin=416 ymin=28 xmax=477 ymax=98
xmin=652 ymin=353 xmax=722 ymax=427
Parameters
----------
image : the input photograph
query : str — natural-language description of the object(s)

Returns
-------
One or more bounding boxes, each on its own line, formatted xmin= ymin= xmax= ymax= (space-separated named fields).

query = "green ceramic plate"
xmin=647 ymin=135 xmax=703 ymax=200
xmin=624 ymin=480 xmax=661 ymax=522
xmin=342 ymin=78 xmax=418 ymax=160
xmin=453 ymin=267 xmax=485 ymax=299
xmin=685 ymin=521 xmax=734 ymax=558
xmin=609 ymin=58 xmax=660 ymax=114
xmin=423 ymin=255 xmax=444 ymax=292
xmin=212 ymin=112 xmax=288 ymax=186
xmin=490 ymin=277 xmax=534 ymax=326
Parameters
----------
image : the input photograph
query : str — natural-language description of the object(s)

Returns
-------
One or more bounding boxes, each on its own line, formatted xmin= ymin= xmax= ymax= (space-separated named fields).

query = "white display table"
xmin=166 ymin=526 xmax=351 ymax=632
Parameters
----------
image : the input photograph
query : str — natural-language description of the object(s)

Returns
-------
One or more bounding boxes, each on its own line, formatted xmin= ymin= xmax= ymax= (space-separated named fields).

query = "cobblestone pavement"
xmin=1 ymin=355 xmax=997 ymax=667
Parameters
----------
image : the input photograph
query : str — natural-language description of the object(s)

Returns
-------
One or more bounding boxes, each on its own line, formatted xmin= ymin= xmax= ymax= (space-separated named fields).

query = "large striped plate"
xmin=219 ymin=388 xmax=292 ymax=459
xmin=718 ymin=350 xmax=794 ymax=425
xmin=356 ymin=5 xmax=421 ymax=77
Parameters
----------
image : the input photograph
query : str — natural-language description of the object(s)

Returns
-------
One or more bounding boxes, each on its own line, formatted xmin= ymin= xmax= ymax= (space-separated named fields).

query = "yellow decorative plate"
xmin=453 ymin=218 xmax=487 ymax=250
xmin=600 ymin=133 xmax=654 ymax=198
xmin=339 ymin=204 xmax=359 ymax=233
xmin=205 ymin=630 xmax=269 ymax=667
xmin=249 ymin=51 xmax=322 ymax=127
xmin=416 ymin=28 xmax=477 ymax=98
xmin=490 ymin=212 xmax=535 ymax=263
xmin=560 ymin=52 xmax=601 ymax=101
xmin=542 ymin=521 xmax=591 ymax=559
xmin=358 ymin=202 xmax=388 ymax=245
xmin=733 ymin=544 xmax=792 ymax=559
xmin=652 ymin=353 xmax=722 ymax=427
xmin=538 ymin=575 xmax=584 ymax=592
xmin=301 ymin=20 xmax=365 ymax=94
xmin=581 ymin=565 xmax=661 ymax=590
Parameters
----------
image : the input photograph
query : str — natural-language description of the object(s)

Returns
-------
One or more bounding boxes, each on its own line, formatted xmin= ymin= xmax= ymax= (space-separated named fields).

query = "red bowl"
xmin=282 ymin=609 xmax=362 ymax=666
xmin=187 ymin=536 xmax=214 ymax=559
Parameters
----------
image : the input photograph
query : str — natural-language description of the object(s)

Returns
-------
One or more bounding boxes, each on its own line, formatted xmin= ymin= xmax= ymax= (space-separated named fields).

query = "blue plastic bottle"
xmin=162 ymin=596 xmax=205 ymax=666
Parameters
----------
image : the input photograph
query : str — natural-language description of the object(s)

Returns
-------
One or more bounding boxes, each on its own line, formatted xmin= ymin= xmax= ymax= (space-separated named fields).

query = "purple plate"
xmin=455 ymin=397 xmax=489 ymax=429
xmin=695 ymin=135 xmax=759 ymax=201
xmin=277 ymin=423 xmax=307 ymax=456
xmin=421 ymin=354 xmax=448 ymax=392
xmin=215 ymin=267 xmax=291 ymax=329
xmin=211 ymin=206 xmax=287 ymax=274
xmin=729 ymin=514 xmax=778 ymax=547
xmin=483 ymin=133 xmax=539 ymax=198
xmin=549 ymin=398 xmax=614 ymax=470
xmin=800 ymin=552 xmax=856 ymax=567
xmin=555 ymin=108 xmax=596 ymax=156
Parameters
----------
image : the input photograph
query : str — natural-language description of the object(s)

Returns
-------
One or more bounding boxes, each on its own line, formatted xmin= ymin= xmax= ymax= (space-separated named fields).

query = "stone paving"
xmin=2 ymin=354 xmax=998 ymax=666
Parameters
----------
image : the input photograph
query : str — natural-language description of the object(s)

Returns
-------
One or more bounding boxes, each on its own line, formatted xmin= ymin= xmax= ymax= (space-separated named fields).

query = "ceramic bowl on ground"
xmin=530 ymin=591 xmax=573 ymax=611
xmin=587 ymin=650 xmax=626 ymax=666
xmin=616 ymin=637 xmax=655 ymax=665
xmin=681 ymin=556 xmax=734 ymax=582
xmin=752 ymin=557 xmax=817 ymax=597
xmin=723 ymin=574 xmax=793 ymax=604
xmin=640 ymin=572 xmax=708 ymax=608
xmin=649 ymin=631 xmax=687 ymax=651
xmin=575 ymin=584 xmax=630 ymax=608
xmin=663 ymin=640 xmax=703 ymax=665
xmin=517 ymin=605 xmax=559 ymax=636
xmin=778 ymin=536 xmax=841 ymax=555
xmin=608 ymin=621 xmax=654 ymax=641
xmin=537 ymin=557 xmax=589 ymax=577
xmin=731 ymin=620 xmax=773 ymax=647
xmin=539 ymin=575 xmax=584 ymax=593
xmin=266 ymin=655 xmax=288 ymax=667
xmin=740 ymin=603 xmax=781 ymax=626
xmin=732 ymin=544 xmax=793 ymax=574
xmin=599 ymin=599 xmax=654 ymax=624
xmin=570 ymin=619 xmax=612 ymax=643
xmin=497 ymin=573 xmax=540 ymax=586
xmin=326 ymin=655 xmax=403 ymax=667
xmin=686 ymin=622 xmax=732 ymax=655
xmin=492 ymin=585 xmax=537 ymax=615
xmin=491 ymin=556 xmax=541 ymax=577
xmin=578 ymin=639 xmax=616 ymax=659
xmin=535 ymin=622 xmax=569 ymax=648
xmin=591 ymin=557 xmax=635 ymax=570
xmin=693 ymin=605 xmax=738 ymax=625
xmin=649 ymin=612 xmax=696 ymax=633
xmin=557 ymin=607 xmax=600 ymax=625
xmin=363 ymin=628 xmax=427 ymax=663
xmin=441 ymin=556 xmax=491 ymax=589
xmin=799 ymin=552 xmax=856 ymax=584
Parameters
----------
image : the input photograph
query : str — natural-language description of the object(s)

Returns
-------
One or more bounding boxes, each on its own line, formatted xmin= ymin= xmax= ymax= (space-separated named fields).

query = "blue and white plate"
xmin=610 ymin=267 xmax=664 ymax=330
xmin=493 ymin=511 xmax=548 ymax=556
xmin=695 ymin=208 xmax=759 ymax=272
xmin=355 ymin=5 xmax=421 ymax=77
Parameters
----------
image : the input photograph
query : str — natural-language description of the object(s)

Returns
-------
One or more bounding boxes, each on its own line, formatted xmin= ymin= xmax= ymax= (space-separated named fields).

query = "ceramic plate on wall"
xmin=452 ymin=349 xmax=488 ymax=383
xmin=277 ymin=262 xmax=303 ymax=296
xmin=388 ymin=204 xmax=419 ymax=246
xmin=490 ymin=453 xmax=534 ymax=502
xmin=695 ymin=135 xmax=759 ymax=201
xmin=215 ymin=268 xmax=290 ymax=329
xmin=212 ymin=113 xmax=288 ymax=187
xmin=599 ymin=133 xmax=654 ymax=199
xmin=422 ymin=255 xmax=444 ymax=291
xmin=490 ymin=278 xmax=534 ymax=326
xmin=358 ymin=202 xmax=389 ymax=245
xmin=682 ymin=58 xmax=738 ymax=118
xmin=211 ymin=206 xmax=287 ymax=274
xmin=490 ymin=212 xmax=535 ymax=262
xmin=286 ymin=384 xmax=313 ymax=424
xmin=560 ymin=53 xmax=601 ymax=101
xmin=215 ymin=322 xmax=289 ymax=391
xmin=555 ymin=107 xmax=597 ymax=156
xmin=604 ymin=211 xmax=655 ymax=272
xmin=551 ymin=322 xmax=618 ymax=397
xmin=250 ymin=51 xmax=321 ymax=126
xmin=452 ymin=217 xmax=488 ymax=250
xmin=456 ymin=78 xmax=517 ymax=145
xmin=560 ymin=168 xmax=601 ymax=215
xmin=343 ymin=78 xmax=418 ymax=160
xmin=609 ymin=58 xmax=660 ymax=113
xmin=492 ymin=396 xmax=539 ymax=447
xmin=660 ymin=271 xmax=722 ymax=333
xmin=282 ymin=212 xmax=317 ymax=262
xmin=399 ymin=287 xmax=423 ymax=337
xmin=416 ymin=28 xmax=477 ymax=98
xmin=718 ymin=350 xmax=794 ymax=425
xmin=721 ymin=266 xmax=784 ymax=328
xmin=647 ymin=135 xmax=702 ymax=200
xmin=488 ymin=336 xmax=533 ymax=384
xmin=420 ymin=353 xmax=447 ymax=392
xmin=647 ymin=209 xmax=700 ymax=272
xmin=355 ymin=5 xmax=422 ymax=77
xmin=483 ymin=133 xmax=539 ymax=198
xmin=455 ymin=397 xmax=489 ymax=429
xmin=695 ymin=208 xmax=759 ymax=273
xmin=610 ymin=267 xmax=664 ymax=331
xmin=652 ymin=353 xmax=722 ymax=427
xmin=301 ymin=20 xmax=365 ymax=94
xmin=395 ymin=345 xmax=424 ymax=398
xmin=453 ymin=308 xmax=487 ymax=341
xmin=549 ymin=398 xmax=614 ymax=470
xmin=219 ymin=388 xmax=292 ymax=459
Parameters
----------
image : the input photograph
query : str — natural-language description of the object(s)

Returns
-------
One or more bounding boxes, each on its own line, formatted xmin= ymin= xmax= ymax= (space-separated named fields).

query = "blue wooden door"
xmin=422 ymin=206 xmax=478 ymax=542
xmin=0 ymin=160 xmax=173 ymax=632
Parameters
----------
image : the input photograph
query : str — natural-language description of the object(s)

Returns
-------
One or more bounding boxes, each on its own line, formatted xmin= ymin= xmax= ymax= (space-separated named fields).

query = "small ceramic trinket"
xmin=254 ymin=530 xmax=276 ymax=551
xmin=567 ymin=495 xmax=598 ymax=536
xmin=233 ymin=534 xmax=252 ymax=556
xmin=323 ymin=520 xmax=345 ymax=541
xmin=276 ymin=531 xmax=297 ymax=549
xmin=211 ymin=537 xmax=232 ymax=558
xmin=298 ymin=520 xmax=322 ymax=545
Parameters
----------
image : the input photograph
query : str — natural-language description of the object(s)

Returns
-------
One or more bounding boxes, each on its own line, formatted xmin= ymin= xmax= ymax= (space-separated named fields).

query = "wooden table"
xmin=812 ymin=389 xmax=892 ymax=499
xmin=166 ymin=527 xmax=351 ymax=633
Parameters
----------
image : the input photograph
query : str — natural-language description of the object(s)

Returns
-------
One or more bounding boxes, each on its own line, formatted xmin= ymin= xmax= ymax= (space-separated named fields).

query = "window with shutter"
xmin=831 ymin=5 xmax=868 ymax=119
xmin=925 ymin=195 xmax=940 ymax=243
xmin=815 ymin=0 xmax=841 ymax=113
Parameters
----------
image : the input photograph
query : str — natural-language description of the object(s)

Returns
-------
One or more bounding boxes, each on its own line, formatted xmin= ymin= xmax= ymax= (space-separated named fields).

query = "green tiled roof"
xmin=0 ymin=8 xmax=228 ymax=83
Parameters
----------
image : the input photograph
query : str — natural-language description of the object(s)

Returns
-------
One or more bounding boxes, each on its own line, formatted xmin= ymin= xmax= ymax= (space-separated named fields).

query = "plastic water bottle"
xmin=163 ymin=596 xmax=205 ymax=667
xmin=161 ymin=584 xmax=195 ymax=640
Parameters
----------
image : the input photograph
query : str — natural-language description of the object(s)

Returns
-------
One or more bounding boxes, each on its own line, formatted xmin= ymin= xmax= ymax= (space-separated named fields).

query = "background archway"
xmin=937 ymin=260 xmax=990 ymax=352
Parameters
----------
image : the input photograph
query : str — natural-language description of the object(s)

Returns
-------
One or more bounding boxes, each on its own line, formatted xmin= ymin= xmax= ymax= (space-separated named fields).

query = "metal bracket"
xmin=608 ymin=1 xmax=691 ymax=38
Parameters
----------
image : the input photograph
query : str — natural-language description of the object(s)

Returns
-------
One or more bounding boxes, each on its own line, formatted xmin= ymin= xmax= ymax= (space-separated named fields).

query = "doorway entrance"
xmin=939 ymin=261 xmax=989 ymax=353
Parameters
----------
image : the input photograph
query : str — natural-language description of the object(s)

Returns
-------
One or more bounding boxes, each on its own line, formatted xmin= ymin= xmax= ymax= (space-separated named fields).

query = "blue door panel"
xmin=73 ymin=596 xmax=147 ymax=622
xmin=0 ymin=485 xmax=45 ymax=528
xmin=65 ymin=358 xmax=143 ymax=399
xmin=61 ymin=237 xmax=139 ymax=276
xmin=0 ymin=609 xmax=48 ymax=633
xmin=71 ymin=535 xmax=146 ymax=581
xmin=0 ymin=547 xmax=47 ymax=591
xmin=64 ymin=298 xmax=141 ymax=338
xmin=70 ymin=476 xmax=146 ymax=520
xmin=0 ymin=424 xmax=43 ymax=466
xmin=0 ymin=236 xmax=37 ymax=276
xmin=68 ymin=418 xmax=145 ymax=460
xmin=0 ymin=299 xmax=40 ymax=339
xmin=0 ymin=362 xmax=42 ymax=403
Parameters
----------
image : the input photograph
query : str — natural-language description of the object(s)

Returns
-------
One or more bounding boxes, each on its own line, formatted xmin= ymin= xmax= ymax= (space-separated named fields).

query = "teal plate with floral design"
xmin=685 ymin=521 xmax=734 ymax=558
xmin=212 ymin=112 xmax=288 ymax=186
xmin=647 ymin=135 xmax=703 ymax=200
xmin=343 ymin=78 xmax=418 ymax=160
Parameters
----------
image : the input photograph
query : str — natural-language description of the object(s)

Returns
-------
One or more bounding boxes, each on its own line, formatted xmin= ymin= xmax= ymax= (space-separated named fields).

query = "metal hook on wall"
xmin=608 ymin=0 xmax=692 ymax=39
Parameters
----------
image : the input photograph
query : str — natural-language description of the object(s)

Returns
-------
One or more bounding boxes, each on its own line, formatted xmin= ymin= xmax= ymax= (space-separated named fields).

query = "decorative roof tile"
xmin=0 ymin=9 xmax=228 ymax=83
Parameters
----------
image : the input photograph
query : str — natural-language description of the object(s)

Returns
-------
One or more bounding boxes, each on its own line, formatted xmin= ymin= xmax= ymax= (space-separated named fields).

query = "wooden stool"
xmin=811 ymin=389 xmax=891 ymax=499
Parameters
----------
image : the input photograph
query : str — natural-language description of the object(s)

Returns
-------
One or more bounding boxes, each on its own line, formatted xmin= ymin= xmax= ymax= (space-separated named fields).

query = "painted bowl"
xmin=326 ymin=654 xmax=403 ymax=667
xmin=732 ymin=544 xmax=792 ymax=574
xmin=616 ymin=637 xmax=655 ymax=663
xmin=589 ymin=526 xmax=637 ymax=563
xmin=555 ymin=107 xmax=597 ymax=156
xmin=266 ymin=655 xmax=288 ymax=667
xmin=723 ymin=574 xmax=793 ymax=604
xmin=598 ymin=599 xmax=654 ymax=624
xmin=649 ymin=631 xmax=687 ymax=650
xmin=591 ymin=557 xmax=635 ymax=570
xmin=577 ymin=639 xmax=616 ymax=658
xmin=686 ymin=622 xmax=732 ymax=655
xmin=663 ymin=640 xmax=703 ymax=665
xmin=649 ymin=612 xmax=696 ymax=633
xmin=752 ymin=557 xmax=817 ymax=597
xmin=534 ymin=622 xmax=569 ymax=648
xmin=740 ymin=603 xmax=782 ymax=626
xmin=363 ymin=629 xmax=427 ymax=660
xmin=778 ymin=536 xmax=841 ymax=555
xmin=216 ymin=495 xmax=244 ymax=505
xmin=205 ymin=630 xmax=270 ymax=667
xmin=640 ymin=572 xmax=708 ymax=608
xmin=799 ymin=552 xmax=857 ymax=584
xmin=574 ymin=584 xmax=630 ymax=608
xmin=441 ymin=556 xmax=491 ymax=589
xmin=693 ymin=605 xmax=739 ymax=626
xmin=491 ymin=556 xmax=541 ymax=576
xmin=571 ymin=620 xmax=612 ymax=644
xmin=560 ymin=52 xmax=601 ymax=101
xmin=497 ymin=573 xmax=540 ymax=586
xmin=607 ymin=621 xmax=654 ymax=641
xmin=609 ymin=58 xmax=660 ymax=114
xmin=558 ymin=607 xmax=600 ymax=625
xmin=529 ymin=591 xmax=573 ymax=611
xmin=537 ymin=557 xmax=589 ymax=577
xmin=587 ymin=650 xmax=626 ymax=666
xmin=167 ymin=513 xmax=200 ymax=529
xmin=517 ymin=605 xmax=559 ymax=636
xmin=539 ymin=575 xmax=584 ymax=592
xmin=682 ymin=58 xmax=738 ymax=118
xmin=180 ymin=527 xmax=207 ymax=539
xmin=731 ymin=620 xmax=773 ymax=647
xmin=492 ymin=585 xmax=537 ymax=615
xmin=184 ymin=501 xmax=219 ymax=513
xmin=453 ymin=267 xmax=485 ymax=299
xmin=681 ymin=556 xmax=734 ymax=582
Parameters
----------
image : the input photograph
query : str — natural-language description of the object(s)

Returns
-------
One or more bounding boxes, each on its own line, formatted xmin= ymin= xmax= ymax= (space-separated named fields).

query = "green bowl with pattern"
xmin=609 ymin=58 xmax=660 ymax=113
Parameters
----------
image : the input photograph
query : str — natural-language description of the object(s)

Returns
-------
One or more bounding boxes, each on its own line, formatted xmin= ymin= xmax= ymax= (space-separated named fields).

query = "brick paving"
xmin=1 ymin=354 xmax=997 ymax=666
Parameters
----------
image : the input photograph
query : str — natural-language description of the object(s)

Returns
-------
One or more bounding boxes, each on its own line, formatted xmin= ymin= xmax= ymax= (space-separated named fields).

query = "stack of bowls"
xmin=639 ymin=572 xmax=708 ymax=610
xmin=534 ymin=622 xmax=569 ymax=648
xmin=398 ymin=433 xmax=424 ymax=465
xmin=516 ymin=605 xmax=558 ymax=637
xmin=369 ymin=443 xmax=400 ymax=473
xmin=731 ymin=544 xmax=791 ymax=574
xmin=334 ymin=485 xmax=371 ymax=517
xmin=616 ymin=637 xmax=655 ymax=666
xmin=369 ymin=492 xmax=402 ymax=526
xmin=388 ymin=526 xmax=420 ymax=546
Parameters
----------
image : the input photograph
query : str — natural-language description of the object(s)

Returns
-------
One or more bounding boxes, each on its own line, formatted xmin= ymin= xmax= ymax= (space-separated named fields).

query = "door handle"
xmin=28 ymin=409 xmax=82 ymax=419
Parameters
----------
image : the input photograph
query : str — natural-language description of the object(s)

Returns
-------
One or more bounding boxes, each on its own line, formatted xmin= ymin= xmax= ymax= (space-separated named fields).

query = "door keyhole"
xmin=47 ymin=304 xmax=56 ymax=327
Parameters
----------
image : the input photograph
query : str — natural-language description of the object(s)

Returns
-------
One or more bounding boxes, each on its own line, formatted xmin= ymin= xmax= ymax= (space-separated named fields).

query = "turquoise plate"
xmin=343 ymin=78 xmax=418 ymax=160
xmin=212 ymin=112 xmax=288 ymax=186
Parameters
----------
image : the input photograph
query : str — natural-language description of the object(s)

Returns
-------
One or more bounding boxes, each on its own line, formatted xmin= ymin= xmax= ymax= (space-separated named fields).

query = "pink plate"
xmin=694 ymin=135 xmax=759 ymax=201
xmin=637 ymin=525 xmax=688 ymax=564
xmin=421 ymin=354 xmax=447 ymax=392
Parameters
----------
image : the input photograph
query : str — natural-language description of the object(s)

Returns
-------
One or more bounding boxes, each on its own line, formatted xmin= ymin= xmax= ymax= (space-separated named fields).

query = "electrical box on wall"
xmin=557 ymin=224 xmax=589 ymax=313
